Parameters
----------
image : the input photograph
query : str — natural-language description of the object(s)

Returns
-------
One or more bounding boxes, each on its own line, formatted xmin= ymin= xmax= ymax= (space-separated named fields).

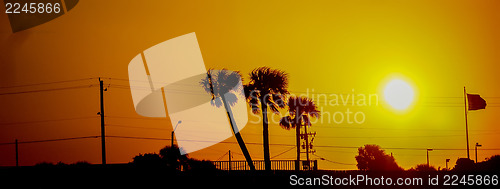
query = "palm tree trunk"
xmin=221 ymin=96 xmax=255 ymax=170
xmin=260 ymin=98 xmax=271 ymax=171
xmin=295 ymin=122 xmax=300 ymax=171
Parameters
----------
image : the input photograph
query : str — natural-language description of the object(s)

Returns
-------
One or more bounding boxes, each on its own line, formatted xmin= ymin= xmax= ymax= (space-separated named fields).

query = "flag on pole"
xmin=467 ymin=94 xmax=487 ymax=111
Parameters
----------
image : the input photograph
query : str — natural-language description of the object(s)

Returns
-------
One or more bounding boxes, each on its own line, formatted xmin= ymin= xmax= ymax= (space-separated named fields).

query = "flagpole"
xmin=464 ymin=86 xmax=470 ymax=159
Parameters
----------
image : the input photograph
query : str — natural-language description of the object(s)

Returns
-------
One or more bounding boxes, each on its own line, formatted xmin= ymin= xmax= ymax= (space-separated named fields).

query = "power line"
xmin=0 ymin=78 xmax=96 ymax=89
xmin=3 ymin=77 xmax=500 ymax=100
xmin=20 ymin=136 xmax=99 ymax=144
xmin=100 ymin=119 xmax=500 ymax=138
xmin=104 ymin=135 xmax=500 ymax=151
xmin=105 ymin=116 xmax=500 ymax=133
xmin=312 ymin=124 xmax=500 ymax=132
xmin=106 ymin=77 xmax=500 ymax=99
xmin=0 ymin=85 xmax=96 ymax=96
xmin=314 ymin=132 xmax=500 ymax=139
xmin=216 ymin=151 xmax=229 ymax=161
xmin=270 ymin=146 xmax=296 ymax=159
xmin=106 ymin=124 xmax=169 ymax=131
xmin=3 ymin=134 xmax=499 ymax=153
xmin=106 ymin=135 xmax=171 ymax=141
xmin=313 ymin=154 xmax=356 ymax=165
xmin=105 ymin=77 xmax=201 ymax=87
xmin=0 ymin=116 xmax=98 ymax=126
xmin=0 ymin=136 xmax=99 ymax=146
xmin=101 ymin=123 xmax=500 ymax=139
xmin=313 ymin=145 xmax=500 ymax=151
xmin=105 ymin=115 xmax=164 ymax=120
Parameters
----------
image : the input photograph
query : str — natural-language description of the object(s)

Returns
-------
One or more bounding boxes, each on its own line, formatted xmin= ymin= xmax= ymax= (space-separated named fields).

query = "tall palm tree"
xmin=200 ymin=68 xmax=255 ymax=170
xmin=244 ymin=67 xmax=289 ymax=171
xmin=279 ymin=96 xmax=320 ymax=171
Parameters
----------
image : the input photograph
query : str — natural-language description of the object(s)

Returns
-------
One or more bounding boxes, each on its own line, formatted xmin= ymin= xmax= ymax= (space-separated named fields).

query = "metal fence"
xmin=212 ymin=160 xmax=317 ymax=171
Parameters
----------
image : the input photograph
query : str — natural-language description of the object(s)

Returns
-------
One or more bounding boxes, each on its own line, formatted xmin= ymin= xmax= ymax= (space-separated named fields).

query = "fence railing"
xmin=211 ymin=160 xmax=317 ymax=171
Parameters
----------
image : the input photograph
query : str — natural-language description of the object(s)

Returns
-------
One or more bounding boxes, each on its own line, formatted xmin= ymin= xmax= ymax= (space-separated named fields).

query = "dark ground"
xmin=1 ymin=164 xmax=499 ymax=189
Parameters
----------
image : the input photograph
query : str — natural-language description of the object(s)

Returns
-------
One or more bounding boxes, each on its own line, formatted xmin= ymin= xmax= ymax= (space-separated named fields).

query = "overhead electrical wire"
xmin=2 ymin=77 xmax=500 ymax=165
xmin=0 ymin=78 xmax=97 ymax=89
xmin=0 ymin=136 xmax=99 ymax=146
xmin=0 ymin=116 xmax=98 ymax=126
xmin=0 ymin=85 xmax=96 ymax=96
xmin=313 ymin=154 xmax=356 ymax=165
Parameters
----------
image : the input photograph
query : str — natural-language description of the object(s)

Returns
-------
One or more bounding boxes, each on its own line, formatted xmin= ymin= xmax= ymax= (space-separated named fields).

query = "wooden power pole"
xmin=99 ymin=78 xmax=106 ymax=165
xmin=15 ymin=139 xmax=18 ymax=167
xmin=228 ymin=150 xmax=231 ymax=171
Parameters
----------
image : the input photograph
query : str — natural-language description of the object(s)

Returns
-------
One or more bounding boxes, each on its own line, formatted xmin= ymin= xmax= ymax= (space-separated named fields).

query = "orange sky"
xmin=1 ymin=0 xmax=500 ymax=170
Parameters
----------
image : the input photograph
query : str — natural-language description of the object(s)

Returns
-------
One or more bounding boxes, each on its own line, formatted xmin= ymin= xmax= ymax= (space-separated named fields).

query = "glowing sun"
xmin=384 ymin=79 xmax=415 ymax=110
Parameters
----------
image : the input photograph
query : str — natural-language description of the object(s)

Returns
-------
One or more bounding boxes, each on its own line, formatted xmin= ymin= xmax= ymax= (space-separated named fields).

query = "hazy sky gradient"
xmin=1 ymin=0 xmax=499 ymax=170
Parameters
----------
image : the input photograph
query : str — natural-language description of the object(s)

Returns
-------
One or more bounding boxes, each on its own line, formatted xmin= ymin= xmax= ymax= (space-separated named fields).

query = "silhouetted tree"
xmin=201 ymin=68 xmax=255 ymax=170
xmin=355 ymin=144 xmax=402 ymax=171
xmin=245 ymin=67 xmax=289 ymax=171
xmin=279 ymin=96 xmax=319 ymax=170
xmin=159 ymin=145 xmax=188 ymax=170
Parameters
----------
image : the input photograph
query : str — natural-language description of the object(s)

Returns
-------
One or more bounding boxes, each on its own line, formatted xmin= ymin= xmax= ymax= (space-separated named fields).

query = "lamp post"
xmin=171 ymin=120 xmax=182 ymax=147
xmin=475 ymin=143 xmax=482 ymax=163
xmin=445 ymin=159 xmax=450 ymax=170
xmin=427 ymin=149 xmax=433 ymax=167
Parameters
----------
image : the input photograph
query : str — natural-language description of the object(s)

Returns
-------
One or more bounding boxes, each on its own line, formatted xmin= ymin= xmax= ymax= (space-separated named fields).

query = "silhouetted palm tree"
xmin=244 ymin=67 xmax=289 ymax=171
xmin=279 ymin=96 xmax=319 ymax=170
xmin=200 ymin=68 xmax=255 ymax=170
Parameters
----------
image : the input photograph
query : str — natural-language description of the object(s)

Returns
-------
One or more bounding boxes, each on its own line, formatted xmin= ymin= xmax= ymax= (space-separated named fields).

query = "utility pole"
xmin=171 ymin=121 xmax=182 ymax=147
xmin=15 ymin=139 xmax=18 ymax=167
xmin=171 ymin=131 xmax=174 ymax=147
xmin=464 ymin=87 xmax=470 ymax=159
xmin=296 ymin=124 xmax=300 ymax=171
xmin=426 ymin=149 xmax=433 ymax=167
xmin=304 ymin=125 xmax=310 ymax=162
xmin=99 ymin=78 xmax=106 ymax=165
xmin=228 ymin=150 xmax=231 ymax=171
xmin=446 ymin=159 xmax=450 ymax=170
xmin=427 ymin=150 xmax=429 ymax=166
xmin=300 ymin=126 xmax=316 ymax=170
xmin=475 ymin=143 xmax=482 ymax=163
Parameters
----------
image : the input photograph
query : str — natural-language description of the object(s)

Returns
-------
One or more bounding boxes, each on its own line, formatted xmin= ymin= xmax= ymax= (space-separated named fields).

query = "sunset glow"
xmin=1 ymin=0 xmax=499 ymax=174
xmin=384 ymin=79 xmax=415 ymax=111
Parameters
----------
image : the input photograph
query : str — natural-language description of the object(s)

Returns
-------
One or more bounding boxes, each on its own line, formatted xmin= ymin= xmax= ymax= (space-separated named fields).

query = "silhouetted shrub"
xmin=185 ymin=159 xmax=217 ymax=172
xmin=132 ymin=153 xmax=162 ymax=167
xmin=409 ymin=164 xmax=437 ymax=171
xmin=34 ymin=162 xmax=55 ymax=168
xmin=474 ymin=155 xmax=500 ymax=171
xmin=70 ymin=161 xmax=91 ymax=168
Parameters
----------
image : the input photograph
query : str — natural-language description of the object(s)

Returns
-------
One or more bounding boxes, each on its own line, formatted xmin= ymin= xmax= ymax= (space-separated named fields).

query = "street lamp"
xmin=427 ymin=149 xmax=433 ymax=167
xmin=445 ymin=159 xmax=450 ymax=170
xmin=475 ymin=143 xmax=482 ymax=163
xmin=171 ymin=120 xmax=182 ymax=147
